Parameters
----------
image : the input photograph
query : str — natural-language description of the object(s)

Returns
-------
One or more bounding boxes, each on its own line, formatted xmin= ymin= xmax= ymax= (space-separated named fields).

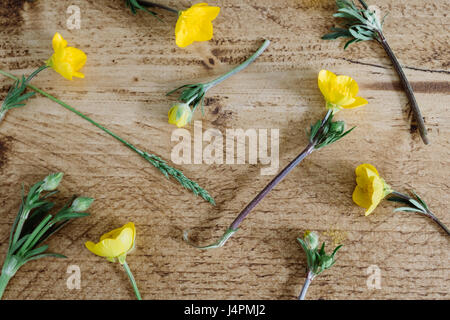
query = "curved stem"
xmin=137 ymin=0 xmax=179 ymax=14
xmin=427 ymin=213 xmax=450 ymax=236
xmin=205 ymin=40 xmax=271 ymax=90
xmin=376 ymin=32 xmax=429 ymax=145
xmin=185 ymin=140 xmax=316 ymax=249
xmin=122 ymin=261 xmax=142 ymax=300
xmin=0 ymin=69 xmax=215 ymax=204
xmin=298 ymin=270 xmax=314 ymax=300
xmin=184 ymin=110 xmax=334 ymax=249
xmin=229 ymin=143 xmax=315 ymax=230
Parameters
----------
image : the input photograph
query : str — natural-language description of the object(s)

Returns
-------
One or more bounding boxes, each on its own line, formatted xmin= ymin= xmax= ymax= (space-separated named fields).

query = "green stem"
xmin=0 ymin=69 xmax=215 ymax=204
xmin=0 ymin=109 xmax=6 ymax=123
xmin=12 ymin=207 xmax=31 ymax=246
xmin=0 ymin=272 xmax=12 ymax=300
xmin=204 ymin=39 xmax=271 ymax=90
xmin=122 ymin=261 xmax=142 ymax=300
xmin=298 ymin=270 xmax=314 ymax=300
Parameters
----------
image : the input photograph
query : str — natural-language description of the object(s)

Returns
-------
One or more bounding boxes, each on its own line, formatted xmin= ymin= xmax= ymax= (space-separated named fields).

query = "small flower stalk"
xmin=167 ymin=39 xmax=271 ymax=127
xmin=0 ymin=32 xmax=214 ymax=204
xmin=297 ymin=231 xmax=342 ymax=300
xmin=125 ymin=1 xmax=220 ymax=48
xmin=352 ymin=164 xmax=449 ymax=236
xmin=85 ymin=222 xmax=142 ymax=300
xmin=0 ymin=173 xmax=92 ymax=299
xmin=184 ymin=70 xmax=364 ymax=249
xmin=323 ymin=0 xmax=429 ymax=145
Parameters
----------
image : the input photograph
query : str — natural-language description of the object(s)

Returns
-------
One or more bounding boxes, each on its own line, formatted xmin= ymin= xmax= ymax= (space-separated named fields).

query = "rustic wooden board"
xmin=0 ymin=0 xmax=448 ymax=300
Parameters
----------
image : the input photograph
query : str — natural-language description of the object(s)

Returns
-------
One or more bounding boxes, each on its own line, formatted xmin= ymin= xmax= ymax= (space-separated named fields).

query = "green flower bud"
xmin=321 ymin=255 xmax=334 ymax=270
xmin=42 ymin=172 xmax=64 ymax=191
xmin=71 ymin=197 xmax=94 ymax=212
xmin=330 ymin=121 xmax=345 ymax=134
xmin=304 ymin=231 xmax=319 ymax=250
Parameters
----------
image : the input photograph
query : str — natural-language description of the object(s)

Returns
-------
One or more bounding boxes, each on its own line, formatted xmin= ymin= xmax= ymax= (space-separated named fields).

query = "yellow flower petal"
xmin=342 ymin=96 xmax=368 ymax=109
xmin=52 ymin=32 xmax=67 ymax=51
xmin=352 ymin=185 xmax=372 ymax=209
xmin=318 ymin=70 xmax=367 ymax=110
xmin=353 ymin=164 xmax=387 ymax=216
xmin=85 ymin=223 xmax=136 ymax=260
xmin=47 ymin=32 xmax=86 ymax=80
xmin=175 ymin=3 xmax=220 ymax=48
xmin=318 ymin=70 xmax=337 ymax=104
xmin=355 ymin=163 xmax=379 ymax=177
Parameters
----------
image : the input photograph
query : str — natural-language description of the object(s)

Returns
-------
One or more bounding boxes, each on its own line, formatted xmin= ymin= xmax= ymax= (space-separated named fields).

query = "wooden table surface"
xmin=0 ymin=0 xmax=448 ymax=300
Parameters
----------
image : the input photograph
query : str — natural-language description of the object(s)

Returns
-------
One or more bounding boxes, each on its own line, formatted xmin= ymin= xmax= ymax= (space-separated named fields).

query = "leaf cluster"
xmin=167 ymin=83 xmax=208 ymax=115
xmin=322 ymin=0 xmax=386 ymax=49
xmin=1 ymin=76 xmax=35 ymax=115
xmin=297 ymin=238 xmax=342 ymax=278
xmin=2 ymin=174 xmax=92 ymax=280
xmin=388 ymin=191 xmax=431 ymax=215
xmin=125 ymin=0 xmax=160 ymax=19
xmin=309 ymin=112 xmax=355 ymax=149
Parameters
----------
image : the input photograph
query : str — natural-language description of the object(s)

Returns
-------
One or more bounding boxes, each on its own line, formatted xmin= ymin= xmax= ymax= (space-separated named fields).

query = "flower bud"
xmin=330 ymin=121 xmax=345 ymax=134
xmin=71 ymin=197 xmax=94 ymax=212
xmin=321 ymin=255 xmax=334 ymax=269
xmin=42 ymin=172 xmax=64 ymax=191
xmin=304 ymin=231 xmax=319 ymax=250
xmin=168 ymin=103 xmax=192 ymax=128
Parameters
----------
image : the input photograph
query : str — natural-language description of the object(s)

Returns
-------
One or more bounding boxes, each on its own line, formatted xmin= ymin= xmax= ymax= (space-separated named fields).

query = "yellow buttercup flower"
xmin=168 ymin=102 xmax=193 ymax=127
xmin=175 ymin=3 xmax=220 ymax=48
xmin=352 ymin=164 xmax=392 ymax=216
xmin=46 ymin=32 xmax=87 ymax=80
xmin=318 ymin=70 xmax=368 ymax=110
xmin=85 ymin=222 xmax=135 ymax=263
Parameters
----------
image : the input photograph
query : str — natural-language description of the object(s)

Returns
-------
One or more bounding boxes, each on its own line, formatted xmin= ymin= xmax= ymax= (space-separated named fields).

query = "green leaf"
xmin=394 ymin=207 xmax=425 ymax=214
xmin=331 ymin=245 xmax=343 ymax=257
xmin=53 ymin=211 xmax=89 ymax=223
xmin=23 ymin=253 xmax=66 ymax=265
xmin=387 ymin=196 xmax=411 ymax=205
xmin=10 ymin=234 xmax=31 ymax=254
xmin=411 ymin=191 xmax=429 ymax=210
xmin=408 ymin=199 xmax=427 ymax=212
xmin=23 ymin=245 xmax=49 ymax=259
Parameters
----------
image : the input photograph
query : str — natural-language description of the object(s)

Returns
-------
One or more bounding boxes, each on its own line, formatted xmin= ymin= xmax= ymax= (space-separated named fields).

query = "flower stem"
xmin=185 ymin=126 xmax=324 ymax=249
xmin=376 ymin=32 xmax=429 ymax=145
xmin=0 ymin=272 xmax=12 ymax=300
xmin=229 ymin=142 xmax=315 ymax=231
xmin=122 ymin=261 xmax=142 ymax=300
xmin=136 ymin=0 xmax=179 ymax=14
xmin=390 ymin=191 xmax=449 ymax=235
xmin=205 ymin=40 xmax=271 ymax=90
xmin=298 ymin=270 xmax=314 ymax=300
xmin=0 ymin=69 xmax=215 ymax=204
xmin=0 ymin=109 xmax=6 ymax=124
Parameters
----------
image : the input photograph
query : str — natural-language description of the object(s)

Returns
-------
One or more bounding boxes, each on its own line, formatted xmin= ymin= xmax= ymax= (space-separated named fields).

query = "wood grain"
xmin=0 ymin=0 xmax=448 ymax=300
